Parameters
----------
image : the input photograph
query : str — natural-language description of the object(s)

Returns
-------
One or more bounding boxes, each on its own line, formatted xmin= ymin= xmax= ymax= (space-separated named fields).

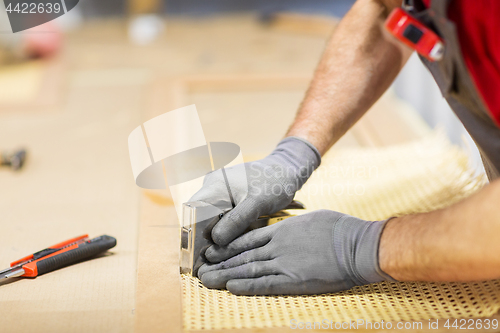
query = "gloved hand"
xmin=189 ymin=137 xmax=321 ymax=246
xmin=197 ymin=210 xmax=395 ymax=295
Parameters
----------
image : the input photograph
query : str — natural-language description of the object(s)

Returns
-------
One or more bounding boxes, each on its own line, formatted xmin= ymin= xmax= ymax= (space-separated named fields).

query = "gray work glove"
xmin=197 ymin=210 xmax=396 ymax=295
xmin=189 ymin=137 xmax=321 ymax=246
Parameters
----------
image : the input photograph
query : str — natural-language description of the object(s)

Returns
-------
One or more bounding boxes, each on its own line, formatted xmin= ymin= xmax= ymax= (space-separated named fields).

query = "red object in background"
xmin=385 ymin=8 xmax=444 ymax=61
xmin=23 ymin=22 xmax=62 ymax=58
xmin=421 ymin=0 xmax=500 ymax=126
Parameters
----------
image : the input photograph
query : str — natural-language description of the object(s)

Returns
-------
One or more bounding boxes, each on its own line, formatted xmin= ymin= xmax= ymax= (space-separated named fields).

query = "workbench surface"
xmin=0 ymin=15 xmax=440 ymax=333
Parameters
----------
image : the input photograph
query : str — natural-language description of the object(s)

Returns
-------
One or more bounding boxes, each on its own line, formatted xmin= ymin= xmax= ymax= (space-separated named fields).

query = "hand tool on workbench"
xmin=0 ymin=235 xmax=117 ymax=281
xmin=1 ymin=148 xmax=27 ymax=171
xmin=180 ymin=200 xmax=305 ymax=276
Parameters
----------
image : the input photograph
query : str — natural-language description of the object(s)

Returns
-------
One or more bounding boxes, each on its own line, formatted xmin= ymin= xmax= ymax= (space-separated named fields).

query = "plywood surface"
xmin=0 ymin=82 xmax=142 ymax=332
xmin=126 ymin=14 xmax=432 ymax=333
xmin=135 ymin=75 xmax=431 ymax=333
xmin=0 ymin=13 xmax=442 ymax=333
xmin=0 ymin=14 xmax=331 ymax=333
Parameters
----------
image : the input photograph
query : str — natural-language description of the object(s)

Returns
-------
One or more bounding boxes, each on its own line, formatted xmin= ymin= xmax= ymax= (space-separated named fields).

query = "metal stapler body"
xmin=180 ymin=200 xmax=305 ymax=276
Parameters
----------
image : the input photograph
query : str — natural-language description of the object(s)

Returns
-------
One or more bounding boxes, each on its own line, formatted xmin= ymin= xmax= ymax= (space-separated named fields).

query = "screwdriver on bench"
xmin=1 ymin=148 xmax=27 ymax=171
xmin=0 ymin=234 xmax=116 ymax=280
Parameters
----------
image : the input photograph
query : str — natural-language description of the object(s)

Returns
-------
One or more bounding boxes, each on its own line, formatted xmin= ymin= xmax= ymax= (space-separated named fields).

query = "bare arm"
xmin=286 ymin=0 xmax=413 ymax=155
xmin=380 ymin=179 xmax=500 ymax=282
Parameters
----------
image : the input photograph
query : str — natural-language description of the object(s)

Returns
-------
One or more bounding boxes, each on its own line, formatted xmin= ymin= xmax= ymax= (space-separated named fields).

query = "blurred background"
xmin=0 ymin=0 xmax=482 ymax=242
xmin=0 ymin=0 xmax=483 ymax=242
xmin=79 ymin=0 xmax=478 ymax=158
xmin=0 ymin=0 xmax=478 ymax=153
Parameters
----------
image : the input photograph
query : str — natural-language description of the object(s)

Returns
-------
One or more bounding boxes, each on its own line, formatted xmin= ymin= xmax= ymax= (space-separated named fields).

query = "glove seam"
xmin=272 ymin=137 xmax=321 ymax=189
xmin=334 ymin=216 xmax=371 ymax=286
xmin=283 ymin=136 xmax=322 ymax=168
xmin=355 ymin=219 xmax=397 ymax=283
xmin=372 ymin=218 xmax=398 ymax=282
xmin=352 ymin=221 xmax=377 ymax=286
xmin=331 ymin=215 xmax=362 ymax=289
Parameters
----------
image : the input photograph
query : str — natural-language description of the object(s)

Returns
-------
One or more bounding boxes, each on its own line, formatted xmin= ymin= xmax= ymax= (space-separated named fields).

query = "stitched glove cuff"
xmin=269 ymin=136 xmax=321 ymax=193
xmin=355 ymin=219 xmax=397 ymax=284
xmin=334 ymin=216 xmax=396 ymax=287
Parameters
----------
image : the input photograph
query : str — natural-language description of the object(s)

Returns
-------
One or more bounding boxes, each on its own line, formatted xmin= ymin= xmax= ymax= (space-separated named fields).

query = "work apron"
xmin=408 ymin=0 xmax=500 ymax=180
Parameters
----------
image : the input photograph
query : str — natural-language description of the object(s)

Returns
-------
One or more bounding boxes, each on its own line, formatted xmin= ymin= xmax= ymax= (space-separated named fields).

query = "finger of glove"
xmin=192 ymin=243 xmax=211 ymax=277
xmin=211 ymin=197 xmax=261 ymax=246
xmin=200 ymin=260 xmax=279 ymax=289
xmin=188 ymin=171 xmax=232 ymax=207
xmin=205 ymin=225 xmax=275 ymax=263
xmin=226 ymin=275 xmax=293 ymax=296
xmin=199 ymin=245 xmax=273 ymax=278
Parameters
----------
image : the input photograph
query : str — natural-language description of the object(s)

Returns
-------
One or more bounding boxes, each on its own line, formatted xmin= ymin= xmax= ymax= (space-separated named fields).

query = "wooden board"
xmin=134 ymin=73 xmax=431 ymax=333
xmin=0 ymin=14 xmax=481 ymax=333
xmin=0 ymin=80 xmax=143 ymax=333
xmin=135 ymin=80 xmax=500 ymax=332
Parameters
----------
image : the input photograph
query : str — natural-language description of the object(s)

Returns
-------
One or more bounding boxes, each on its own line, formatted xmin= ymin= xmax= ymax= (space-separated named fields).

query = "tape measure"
xmin=385 ymin=8 xmax=444 ymax=61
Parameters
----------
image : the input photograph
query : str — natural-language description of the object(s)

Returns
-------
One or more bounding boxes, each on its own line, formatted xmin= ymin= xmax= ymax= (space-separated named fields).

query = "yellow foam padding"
xmin=182 ymin=132 xmax=498 ymax=330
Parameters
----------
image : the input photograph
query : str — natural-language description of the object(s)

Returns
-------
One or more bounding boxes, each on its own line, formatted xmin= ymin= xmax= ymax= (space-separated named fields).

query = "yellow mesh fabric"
xmin=182 ymin=132 xmax=499 ymax=330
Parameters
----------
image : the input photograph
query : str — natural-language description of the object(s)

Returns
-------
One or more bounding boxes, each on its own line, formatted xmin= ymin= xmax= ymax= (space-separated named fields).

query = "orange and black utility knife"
xmin=0 ymin=235 xmax=116 ymax=280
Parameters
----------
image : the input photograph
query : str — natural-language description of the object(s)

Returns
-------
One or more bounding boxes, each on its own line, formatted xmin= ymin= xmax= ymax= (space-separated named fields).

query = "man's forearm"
xmin=286 ymin=0 xmax=412 ymax=155
xmin=380 ymin=179 xmax=500 ymax=282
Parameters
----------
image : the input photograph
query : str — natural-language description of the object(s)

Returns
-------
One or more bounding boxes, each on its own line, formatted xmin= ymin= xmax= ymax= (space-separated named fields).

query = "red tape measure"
xmin=385 ymin=8 xmax=444 ymax=61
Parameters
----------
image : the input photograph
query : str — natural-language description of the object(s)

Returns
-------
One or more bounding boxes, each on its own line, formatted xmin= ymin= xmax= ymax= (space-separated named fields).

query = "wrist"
xmin=379 ymin=215 xmax=420 ymax=281
xmin=355 ymin=218 xmax=397 ymax=284
xmin=270 ymin=137 xmax=321 ymax=192
xmin=333 ymin=215 xmax=396 ymax=287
